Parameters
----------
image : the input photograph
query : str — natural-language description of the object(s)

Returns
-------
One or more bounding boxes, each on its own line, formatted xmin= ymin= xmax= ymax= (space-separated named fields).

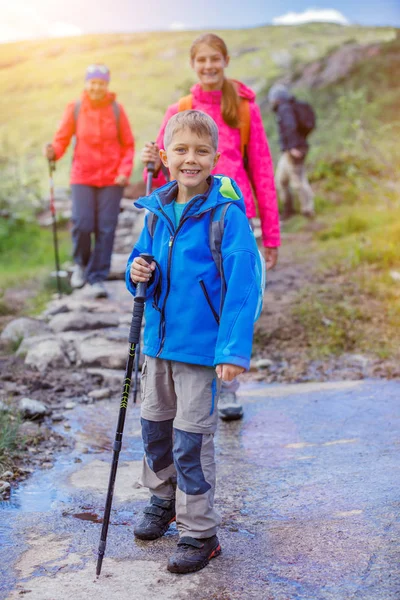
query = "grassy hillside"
xmin=0 ymin=23 xmax=395 ymax=196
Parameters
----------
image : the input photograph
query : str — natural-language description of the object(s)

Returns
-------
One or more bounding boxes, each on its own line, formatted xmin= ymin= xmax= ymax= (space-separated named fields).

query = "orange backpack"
xmin=178 ymin=94 xmax=251 ymax=162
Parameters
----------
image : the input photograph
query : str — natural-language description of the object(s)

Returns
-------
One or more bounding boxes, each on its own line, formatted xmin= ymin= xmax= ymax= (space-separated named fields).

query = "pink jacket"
xmin=145 ymin=82 xmax=280 ymax=247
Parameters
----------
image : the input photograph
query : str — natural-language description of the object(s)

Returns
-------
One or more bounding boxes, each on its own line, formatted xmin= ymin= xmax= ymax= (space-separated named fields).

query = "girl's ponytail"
xmin=190 ymin=33 xmax=240 ymax=129
xmin=221 ymin=78 xmax=240 ymax=129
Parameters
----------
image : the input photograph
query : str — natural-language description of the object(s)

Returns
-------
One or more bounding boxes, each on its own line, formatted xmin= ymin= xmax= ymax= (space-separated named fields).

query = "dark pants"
xmin=71 ymin=184 xmax=123 ymax=284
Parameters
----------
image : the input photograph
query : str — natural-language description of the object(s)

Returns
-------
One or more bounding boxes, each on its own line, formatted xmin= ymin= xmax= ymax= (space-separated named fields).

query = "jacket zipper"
xmin=199 ymin=280 xmax=220 ymax=325
xmin=155 ymin=197 xmax=208 ymax=357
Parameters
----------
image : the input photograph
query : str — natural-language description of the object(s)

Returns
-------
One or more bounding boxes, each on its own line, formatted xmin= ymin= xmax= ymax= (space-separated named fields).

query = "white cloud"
xmin=169 ymin=22 xmax=186 ymax=31
xmin=0 ymin=1 xmax=82 ymax=43
xmin=49 ymin=22 xmax=82 ymax=38
xmin=273 ymin=8 xmax=350 ymax=26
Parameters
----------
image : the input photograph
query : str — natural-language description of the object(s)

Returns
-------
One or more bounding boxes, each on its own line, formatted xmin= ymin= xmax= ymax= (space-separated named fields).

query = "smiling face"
xmin=160 ymin=126 xmax=220 ymax=199
xmin=191 ymin=43 xmax=229 ymax=91
xmin=85 ymin=78 xmax=108 ymax=101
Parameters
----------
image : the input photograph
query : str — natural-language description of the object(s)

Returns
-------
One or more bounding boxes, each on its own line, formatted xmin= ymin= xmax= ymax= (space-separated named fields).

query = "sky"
xmin=0 ymin=0 xmax=399 ymax=43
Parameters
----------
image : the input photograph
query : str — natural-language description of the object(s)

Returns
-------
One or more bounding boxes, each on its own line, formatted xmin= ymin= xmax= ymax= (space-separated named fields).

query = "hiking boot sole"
xmin=134 ymin=516 xmax=176 ymax=541
xmin=218 ymin=409 xmax=244 ymax=421
xmin=167 ymin=544 xmax=221 ymax=574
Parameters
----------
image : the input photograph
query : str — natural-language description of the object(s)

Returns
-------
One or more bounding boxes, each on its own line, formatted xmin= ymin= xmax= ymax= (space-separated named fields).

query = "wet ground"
xmin=1 ymin=378 xmax=399 ymax=600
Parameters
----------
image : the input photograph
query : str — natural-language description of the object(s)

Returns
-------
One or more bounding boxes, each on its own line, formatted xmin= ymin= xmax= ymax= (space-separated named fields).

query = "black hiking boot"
xmin=167 ymin=535 xmax=221 ymax=574
xmin=134 ymin=495 xmax=176 ymax=541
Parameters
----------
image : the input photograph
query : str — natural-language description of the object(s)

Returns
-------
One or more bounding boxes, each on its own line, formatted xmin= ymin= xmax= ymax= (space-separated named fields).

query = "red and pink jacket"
xmin=52 ymin=91 xmax=134 ymax=187
xmin=145 ymin=82 xmax=280 ymax=248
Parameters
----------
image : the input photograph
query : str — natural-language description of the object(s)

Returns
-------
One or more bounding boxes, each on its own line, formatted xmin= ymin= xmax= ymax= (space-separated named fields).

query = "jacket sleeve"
xmin=143 ymin=103 xmax=179 ymax=188
xmin=125 ymin=214 xmax=160 ymax=300
xmin=117 ymin=104 xmax=134 ymax=179
xmin=246 ymin=102 xmax=281 ymax=248
xmin=278 ymin=102 xmax=304 ymax=151
xmin=52 ymin=102 xmax=76 ymax=160
xmin=214 ymin=206 xmax=259 ymax=371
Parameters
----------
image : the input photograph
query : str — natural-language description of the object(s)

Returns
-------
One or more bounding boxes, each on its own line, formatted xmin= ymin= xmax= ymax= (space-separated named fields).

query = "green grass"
xmin=0 ymin=219 xmax=71 ymax=309
xmin=0 ymin=408 xmax=21 ymax=470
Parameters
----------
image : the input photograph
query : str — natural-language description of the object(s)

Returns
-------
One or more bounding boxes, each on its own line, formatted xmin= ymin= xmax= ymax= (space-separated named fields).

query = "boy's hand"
xmin=264 ymin=247 xmax=278 ymax=270
xmin=130 ymin=256 xmax=156 ymax=283
xmin=141 ymin=142 xmax=161 ymax=172
xmin=216 ymin=364 xmax=244 ymax=382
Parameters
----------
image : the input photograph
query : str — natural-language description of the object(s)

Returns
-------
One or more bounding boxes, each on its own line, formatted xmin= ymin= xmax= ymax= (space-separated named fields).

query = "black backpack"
xmin=293 ymin=99 xmax=316 ymax=137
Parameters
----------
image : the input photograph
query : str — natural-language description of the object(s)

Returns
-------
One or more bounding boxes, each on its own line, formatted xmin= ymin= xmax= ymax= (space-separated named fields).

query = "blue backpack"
xmin=147 ymin=202 xmax=266 ymax=323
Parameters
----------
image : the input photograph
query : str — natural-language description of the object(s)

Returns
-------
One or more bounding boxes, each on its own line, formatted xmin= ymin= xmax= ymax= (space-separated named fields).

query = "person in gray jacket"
xmin=268 ymin=84 xmax=315 ymax=219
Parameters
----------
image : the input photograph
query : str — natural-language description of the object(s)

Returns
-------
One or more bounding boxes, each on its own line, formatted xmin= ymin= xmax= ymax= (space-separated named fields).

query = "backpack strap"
xmin=238 ymin=98 xmax=251 ymax=166
xmin=209 ymin=203 xmax=232 ymax=317
xmin=147 ymin=212 xmax=158 ymax=238
xmin=178 ymin=94 xmax=193 ymax=111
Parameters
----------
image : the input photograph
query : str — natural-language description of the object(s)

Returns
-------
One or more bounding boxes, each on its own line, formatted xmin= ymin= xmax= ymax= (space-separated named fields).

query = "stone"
xmin=49 ymin=311 xmax=119 ymax=333
xmin=1 ymin=471 xmax=14 ymax=480
xmin=86 ymin=368 xmax=126 ymax=387
xmin=0 ymin=400 xmax=10 ymax=412
xmin=0 ymin=318 xmax=51 ymax=344
xmin=88 ymin=388 xmax=111 ymax=400
xmin=344 ymin=354 xmax=369 ymax=370
xmin=64 ymin=402 xmax=76 ymax=410
xmin=0 ymin=481 xmax=11 ymax=494
xmin=256 ymin=358 xmax=274 ymax=369
xmin=24 ymin=338 xmax=70 ymax=372
xmin=109 ymin=253 xmax=129 ymax=280
xmin=18 ymin=421 xmax=42 ymax=439
xmin=77 ymin=336 xmax=127 ymax=369
xmin=19 ymin=397 xmax=48 ymax=419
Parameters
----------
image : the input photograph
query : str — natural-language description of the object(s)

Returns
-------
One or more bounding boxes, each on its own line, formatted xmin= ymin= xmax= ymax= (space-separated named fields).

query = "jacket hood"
xmin=135 ymin=175 xmax=246 ymax=230
xmin=81 ymin=90 xmax=116 ymax=109
xmin=191 ymin=80 xmax=256 ymax=104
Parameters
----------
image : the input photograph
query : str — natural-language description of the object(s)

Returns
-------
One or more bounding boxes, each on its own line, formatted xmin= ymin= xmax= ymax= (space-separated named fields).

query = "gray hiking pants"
xmin=139 ymin=356 xmax=222 ymax=539
xmin=276 ymin=152 xmax=314 ymax=215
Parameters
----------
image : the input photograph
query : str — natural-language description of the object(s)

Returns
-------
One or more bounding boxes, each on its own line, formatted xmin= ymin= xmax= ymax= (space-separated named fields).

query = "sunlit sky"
xmin=1 ymin=0 xmax=399 ymax=43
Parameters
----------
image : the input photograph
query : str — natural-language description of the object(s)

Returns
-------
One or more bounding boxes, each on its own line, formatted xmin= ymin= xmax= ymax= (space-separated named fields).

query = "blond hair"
xmin=164 ymin=110 xmax=219 ymax=150
xmin=190 ymin=33 xmax=240 ymax=129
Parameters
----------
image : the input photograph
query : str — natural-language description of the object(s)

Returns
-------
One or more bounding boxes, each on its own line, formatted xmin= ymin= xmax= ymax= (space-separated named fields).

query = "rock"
xmin=389 ymin=270 xmax=400 ymax=282
xmin=64 ymin=401 xmax=76 ymax=410
xmin=19 ymin=397 xmax=48 ymax=420
xmin=0 ymin=481 xmax=11 ymax=494
xmin=0 ymin=317 xmax=51 ymax=344
xmin=109 ymin=253 xmax=129 ymax=280
xmin=18 ymin=421 xmax=43 ymax=439
xmin=77 ymin=336 xmax=128 ymax=369
xmin=49 ymin=311 xmax=119 ymax=333
xmin=1 ymin=471 xmax=14 ymax=480
xmin=0 ymin=400 xmax=10 ymax=412
xmin=344 ymin=354 xmax=369 ymax=370
xmin=86 ymin=368 xmax=126 ymax=387
xmin=51 ymin=413 xmax=64 ymax=422
xmin=41 ymin=462 xmax=54 ymax=469
xmin=256 ymin=358 xmax=274 ymax=370
xmin=88 ymin=388 xmax=111 ymax=400
xmin=24 ymin=338 xmax=70 ymax=372
xmin=17 ymin=334 xmax=58 ymax=357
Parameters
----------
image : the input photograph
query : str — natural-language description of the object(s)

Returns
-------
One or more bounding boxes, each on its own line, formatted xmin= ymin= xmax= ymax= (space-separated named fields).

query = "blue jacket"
xmin=125 ymin=175 xmax=259 ymax=370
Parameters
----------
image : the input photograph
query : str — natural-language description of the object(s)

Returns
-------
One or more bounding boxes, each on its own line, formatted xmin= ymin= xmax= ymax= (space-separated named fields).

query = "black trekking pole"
xmin=132 ymin=159 xmax=155 ymax=404
xmin=96 ymin=252 xmax=154 ymax=577
xmin=48 ymin=159 xmax=63 ymax=298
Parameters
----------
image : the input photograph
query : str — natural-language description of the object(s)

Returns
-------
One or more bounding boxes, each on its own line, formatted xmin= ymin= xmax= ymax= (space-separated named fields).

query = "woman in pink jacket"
xmin=141 ymin=33 xmax=280 ymax=420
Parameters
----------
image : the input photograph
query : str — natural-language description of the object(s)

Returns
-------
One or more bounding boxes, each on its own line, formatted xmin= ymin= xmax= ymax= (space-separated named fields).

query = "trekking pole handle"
xmin=129 ymin=253 xmax=154 ymax=345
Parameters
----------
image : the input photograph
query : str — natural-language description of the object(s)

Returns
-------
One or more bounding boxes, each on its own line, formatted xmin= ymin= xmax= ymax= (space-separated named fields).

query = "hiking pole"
xmin=96 ymin=252 xmax=154 ymax=577
xmin=132 ymin=159 xmax=155 ymax=403
xmin=48 ymin=159 xmax=62 ymax=298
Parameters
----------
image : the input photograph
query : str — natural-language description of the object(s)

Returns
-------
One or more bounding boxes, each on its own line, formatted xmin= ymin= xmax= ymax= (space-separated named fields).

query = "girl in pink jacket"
xmin=141 ymin=33 xmax=280 ymax=420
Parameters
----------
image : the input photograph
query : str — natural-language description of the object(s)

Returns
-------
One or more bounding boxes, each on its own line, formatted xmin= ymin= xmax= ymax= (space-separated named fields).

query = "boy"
xmin=126 ymin=110 xmax=259 ymax=574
